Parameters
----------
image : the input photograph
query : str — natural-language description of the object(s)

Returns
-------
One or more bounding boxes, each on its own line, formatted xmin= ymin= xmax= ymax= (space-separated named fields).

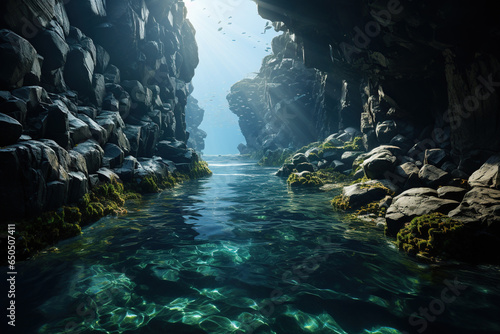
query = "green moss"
xmin=4 ymin=161 xmax=213 ymax=263
xmin=395 ymin=213 xmax=469 ymax=261
xmin=287 ymin=172 xmax=324 ymax=187
xmin=315 ymin=168 xmax=351 ymax=183
xmin=126 ymin=161 xmax=212 ymax=194
xmin=10 ymin=207 xmax=82 ymax=260
xmin=353 ymin=202 xmax=387 ymax=217
xmin=186 ymin=161 xmax=213 ymax=179
xmin=358 ymin=181 xmax=395 ymax=196
xmin=331 ymin=194 xmax=350 ymax=211
xmin=343 ymin=136 xmax=363 ymax=151
xmin=258 ymin=149 xmax=292 ymax=167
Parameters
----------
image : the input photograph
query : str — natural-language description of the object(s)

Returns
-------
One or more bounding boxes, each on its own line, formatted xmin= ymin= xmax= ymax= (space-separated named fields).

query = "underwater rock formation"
xmin=0 ymin=0 xmax=203 ymax=221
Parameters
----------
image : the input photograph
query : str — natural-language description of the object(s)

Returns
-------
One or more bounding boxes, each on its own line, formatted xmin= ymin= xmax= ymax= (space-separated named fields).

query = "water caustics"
xmin=12 ymin=156 xmax=500 ymax=334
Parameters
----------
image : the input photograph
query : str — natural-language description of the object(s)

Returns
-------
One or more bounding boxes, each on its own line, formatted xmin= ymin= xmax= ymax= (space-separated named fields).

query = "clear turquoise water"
xmin=10 ymin=156 xmax=500 ymax=333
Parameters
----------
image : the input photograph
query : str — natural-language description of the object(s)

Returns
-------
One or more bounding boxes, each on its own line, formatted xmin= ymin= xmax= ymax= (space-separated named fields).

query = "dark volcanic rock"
xmin=73 ymin=139 xmax=104 ymax=174
xmin=64 ymin=45 xmax=95 ymax=96
xmin=418 ymin=164 xmax=451 ymax=188
xmin=0 ymin=113 xmax=23 ymax=146
xmin=0 ymin=30 xmax=37 ymax=89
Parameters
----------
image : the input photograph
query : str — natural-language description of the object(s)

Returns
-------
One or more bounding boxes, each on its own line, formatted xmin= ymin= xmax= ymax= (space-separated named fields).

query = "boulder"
xmin=385 ymin=188 xmax=459 ymax=236
xmin=342 ymin=180 xmax=396 ymax=209
xmin=437 ymin=186 xmax=468 ymax=202
xmin=104 ymin=64 xmax=121 ymax=84
xmin=73 ymin=139 xmax=104 ymax=174
xmin=136 ymin=157 xmax=169 ymax=179
xmin=394 ymin=162 xmax=421 ymax=189
xmin=424 ymin=148 xmax=448 ymax=167
xmin=91 ymin=73 xmax=106 ymax=107
xmin=109 ymin=127 xmax=131 ymax=155
xmin=330 ymin=160 xmax=347 ymax=172
xmin=341 ymin=151 xmax=364 ymax=166
xmin=468 ymin=155 xmax=500 ymax=189
xmin=68 ymin=112 xmax=92 ymax=145
xmin=97 ymin=167 xmax=119 ymax=183
xmin=389 ymin=134 xmax=413 ymax=153
xmin=0 ymin=30 xmax=37 ymax=89
xmin=292 ymin=153 xmax=308 ymax=165
xmin=11 ymin=85 xmax=50 ymax=111
xmin=276 ymin=163 xmax=295 ymax=177
xmin=95 ymin=44 xmax=110 ymax=73
xmin=64 ymin=45 xmax=95 ymax=95
xmin=449 ymin=187 xmax=500 ymax=228
xmin=45 ymin=179 xmax=68 ymax=211
xmin=29 ymin=23 xmax=69 ymax=71
xmin=77 ymin=113 xmax=107 ymax=145
xmin=362 ymin=149 xmax=397 ymax=179
xmin=323 ymin=134 xmax=343 ymax=147
xmin=376 ymin=120 xmax=398 ymax=144
xmin=68 ymin=150 xmax=88 ymax=176
xmin=0 ymin=113 xmax=23 ymax=146
xmin=68 ymin=171 xmax=89 ymax=204
xmin=296 ymin=162 xmax=315 ymax=173
xmin=418 ymin=164 xmax=450 ymax=188
xmin=45 ymin=102 xmax=70 ymax=148
xmin=103 ymin=143 xmax=124 ymax=169
xmin=0 ymin=94 xmax=28 ymax=125
xmin=114 ymin=156 xmax=139 ymax=182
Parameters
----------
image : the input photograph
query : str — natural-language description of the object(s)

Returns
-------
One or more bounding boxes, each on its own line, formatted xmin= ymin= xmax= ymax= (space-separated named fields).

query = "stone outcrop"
xmin=227 ymin=32 xmax=339 ymax=155
xmin=0 ymin=0 xmax=202 ymax=220
xmin=185 ymin=95 xmax=206 ymax=152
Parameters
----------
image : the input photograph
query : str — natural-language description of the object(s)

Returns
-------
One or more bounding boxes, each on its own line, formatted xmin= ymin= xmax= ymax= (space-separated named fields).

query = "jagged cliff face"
xmin=227 ymin=33 xmax=334 ymax=154
xmin=185 ymin=95 xmax=206 ymax=152
xmin=0 ymin=0 xmax=200 ymax=220
xmin=233 ymin=0 xmax=500 ymax=169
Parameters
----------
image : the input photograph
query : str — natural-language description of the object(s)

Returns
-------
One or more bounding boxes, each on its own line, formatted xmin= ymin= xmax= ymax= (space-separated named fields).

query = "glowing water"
xmin=12 ymin=156 xmax=500 ymax=333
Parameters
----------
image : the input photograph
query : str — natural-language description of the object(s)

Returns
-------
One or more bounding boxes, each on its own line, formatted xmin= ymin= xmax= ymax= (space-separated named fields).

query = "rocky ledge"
xmin=0 ymin=0 xmax=210 ymax=261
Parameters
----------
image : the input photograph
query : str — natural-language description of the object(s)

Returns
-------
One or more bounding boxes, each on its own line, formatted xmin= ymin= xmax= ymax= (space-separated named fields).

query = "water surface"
xmin=9 ymin=156 xmax=500 ymax=334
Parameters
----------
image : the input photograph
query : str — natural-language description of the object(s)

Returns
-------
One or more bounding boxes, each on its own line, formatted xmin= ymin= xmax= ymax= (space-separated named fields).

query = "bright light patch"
xmin=181 ymin=0 xmax=280 ymax=154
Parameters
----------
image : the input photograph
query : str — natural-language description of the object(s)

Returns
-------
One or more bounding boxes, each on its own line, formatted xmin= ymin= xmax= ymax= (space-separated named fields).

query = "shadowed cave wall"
xmin=229 ymin=0 xmax=500 ymax=173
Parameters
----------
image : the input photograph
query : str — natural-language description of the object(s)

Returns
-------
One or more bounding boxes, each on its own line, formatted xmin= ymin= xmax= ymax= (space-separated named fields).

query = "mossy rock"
xmin=331 ymin=194 xmax=350 ymax=211
xmin=287 ymin=172 xmax=325 ymax=187
xmin=353 ymin=202 xmax=387 ymax=217
xmin=395 ymin=213 xmax=472 ymax=261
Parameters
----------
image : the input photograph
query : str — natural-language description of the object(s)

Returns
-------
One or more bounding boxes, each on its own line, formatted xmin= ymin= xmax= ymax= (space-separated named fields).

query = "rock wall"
xmin=233 ymin=0 xmax=500 ymax=170
xmin=227 ymin=32 xmax=337 ymax=154
xmin=0 ymin=0 xmax=201 ymax=220
xmin=185 ymin=95 xmax=206 ymax=152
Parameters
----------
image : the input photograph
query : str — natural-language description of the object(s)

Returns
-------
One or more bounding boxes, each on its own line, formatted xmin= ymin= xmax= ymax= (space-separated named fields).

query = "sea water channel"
xmin=7 ymin=156 xmax=500 ymax=334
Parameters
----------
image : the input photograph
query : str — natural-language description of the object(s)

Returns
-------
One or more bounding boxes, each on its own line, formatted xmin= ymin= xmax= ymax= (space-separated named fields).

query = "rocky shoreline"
xmin=225 ymin=1 xmax=500 ymax=264
xmin=0 ymin=0 xmax=210 ymax=261
xmin=270 ymin=133 xmax=500 ymax=263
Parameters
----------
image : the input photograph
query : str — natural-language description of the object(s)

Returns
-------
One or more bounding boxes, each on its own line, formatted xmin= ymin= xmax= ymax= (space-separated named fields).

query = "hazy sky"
xmin=184 ymin=0 xmax=279 ymax=155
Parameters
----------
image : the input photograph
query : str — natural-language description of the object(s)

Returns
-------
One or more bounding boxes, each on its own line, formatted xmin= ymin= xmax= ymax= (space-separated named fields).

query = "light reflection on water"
xmin=10 ymin=155 xmax=500 ymax=334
